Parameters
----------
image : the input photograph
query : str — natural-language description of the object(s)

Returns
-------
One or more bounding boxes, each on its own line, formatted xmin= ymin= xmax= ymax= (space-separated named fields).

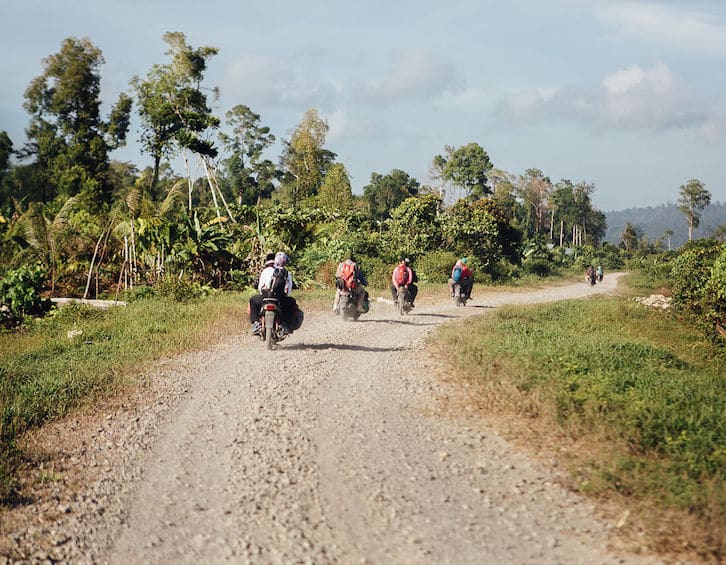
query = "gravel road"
xmin=4 ymin=274 xmax=667 ymax=564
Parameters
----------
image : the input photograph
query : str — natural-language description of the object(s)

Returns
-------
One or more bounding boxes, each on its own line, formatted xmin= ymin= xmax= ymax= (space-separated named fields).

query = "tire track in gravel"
xmin=104 ymin=274 xmax=664 ymax=564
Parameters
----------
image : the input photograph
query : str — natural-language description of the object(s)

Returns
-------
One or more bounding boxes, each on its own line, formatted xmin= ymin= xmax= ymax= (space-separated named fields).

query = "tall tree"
xmin=440 ymin=142 xmax=493 ymax=200
xmin=516 ymin=168 xmax=552 ymax=236
xmin=440 ymin=199 xmax=502 ymax=269
xmin=621 ymin=222 xmax=641 ymax=251
xmin=317 ymin=163 xmax=354 ymax=211
xmin=21 ymin=37 xmax=131 ymax=208
xmin=363 ymin=169 xmax=420 ymax=220
xmin=427 ymin=147 xmax=452 ymax=201
xmin=279 ymin=108 xmax=331 ymax=207
xmin=677 ymin=179 xmax=711 ymax=241
xmin=131 ymin=32 xmax=219 ymax=201
xmin=218 ymin=105 xmax=278 ymax=205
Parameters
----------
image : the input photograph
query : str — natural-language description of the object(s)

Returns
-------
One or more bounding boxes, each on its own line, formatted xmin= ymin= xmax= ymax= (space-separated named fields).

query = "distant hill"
xmin=604 ymin=201 xmax=726 ymax=249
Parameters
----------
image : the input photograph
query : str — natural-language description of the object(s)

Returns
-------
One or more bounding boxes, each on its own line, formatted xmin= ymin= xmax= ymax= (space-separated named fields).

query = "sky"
xmin=2 ymin=0 xmax=726 ymax=212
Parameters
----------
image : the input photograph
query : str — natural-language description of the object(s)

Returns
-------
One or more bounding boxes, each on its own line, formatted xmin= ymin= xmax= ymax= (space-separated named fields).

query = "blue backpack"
xmin=452 ymin=267 xmax=462 ymax=283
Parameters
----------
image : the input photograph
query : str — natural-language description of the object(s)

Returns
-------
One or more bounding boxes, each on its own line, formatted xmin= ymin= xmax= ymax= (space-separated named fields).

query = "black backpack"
xmin=269 ymin=267 xmax=288 ymax=297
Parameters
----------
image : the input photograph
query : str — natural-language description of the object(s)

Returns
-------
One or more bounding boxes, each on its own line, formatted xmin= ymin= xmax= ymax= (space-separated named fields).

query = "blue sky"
xmin=2 ymin=0 xmax=726 ymax=212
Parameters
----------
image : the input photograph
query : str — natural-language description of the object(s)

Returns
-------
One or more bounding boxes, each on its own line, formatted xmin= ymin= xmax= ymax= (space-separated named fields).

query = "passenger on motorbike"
xmin=390 ymin=257 xmax=416 ymax=308
xmin=448 ymin=257 xmax=473 ymax=299
xmin=586 ymin=265 xmax=597 ymax=285
xmin=333 ymin=253 xmax=368 ymax=314
xmin=249 ymin=252 xmax=303 ymax=335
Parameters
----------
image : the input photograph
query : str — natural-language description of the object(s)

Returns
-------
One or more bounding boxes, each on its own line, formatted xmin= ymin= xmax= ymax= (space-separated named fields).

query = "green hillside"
xmin=605 ymin=201 xmax=726 ymax=249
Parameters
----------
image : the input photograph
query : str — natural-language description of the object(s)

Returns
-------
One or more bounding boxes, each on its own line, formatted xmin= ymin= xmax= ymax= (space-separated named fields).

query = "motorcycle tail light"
xmin=264 ymin=304 xmax=277 ymax=311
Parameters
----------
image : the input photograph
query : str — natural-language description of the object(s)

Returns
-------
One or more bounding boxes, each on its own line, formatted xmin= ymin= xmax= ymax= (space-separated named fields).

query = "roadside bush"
xmin=416 ymin=250 xmax=458 ymax=283
xmin=358 ymin=255 xmax=389 ymax=289
xmin=313 ymin=259 xmax=338 ymax=288
xmin=670 ymin=239 xmax=723 ymax=323
xmin=521 ymin=257 xmax=552 ymax=277
xmin=0 ymin=265 xmax=51 ymax=327
xmin=153 ymin=279 xmax=212 ymax=302
xmin=704 ymin=246 xmax=726 ymax=343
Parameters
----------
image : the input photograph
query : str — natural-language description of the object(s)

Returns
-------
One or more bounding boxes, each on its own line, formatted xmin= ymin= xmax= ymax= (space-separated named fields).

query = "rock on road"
xmin=7 ymin=274 xmax=665 ymax=564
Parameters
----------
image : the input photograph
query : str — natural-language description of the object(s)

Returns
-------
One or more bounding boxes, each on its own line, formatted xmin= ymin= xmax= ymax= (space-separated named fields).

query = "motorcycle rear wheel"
xmin=264 ymin=310 xmax=276 ymax=349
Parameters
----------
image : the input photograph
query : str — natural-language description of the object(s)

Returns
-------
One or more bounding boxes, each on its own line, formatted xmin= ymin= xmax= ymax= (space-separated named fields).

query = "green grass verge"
xmin=432 ymin=295 xmax=725 ymax=558
xmin=0 ymin=291 xmax=251 ymax=501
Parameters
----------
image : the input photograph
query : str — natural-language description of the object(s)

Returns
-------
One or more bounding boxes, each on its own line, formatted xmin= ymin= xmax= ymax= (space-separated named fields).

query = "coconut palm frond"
xmin=126 ymin=187 xmax=142 ymax=217
xmin=159 ymin=178 xmax=187 ymax=218
xmin=53 ymin=196 xmax=80 ymax=228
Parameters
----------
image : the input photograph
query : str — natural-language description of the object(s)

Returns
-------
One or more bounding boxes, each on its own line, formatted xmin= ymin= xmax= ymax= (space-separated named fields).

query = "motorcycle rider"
xmin=596 ymin=265 xmax=604 ymax=282
xmin=586 ymin=265 xmax=597 ymax=286
xmin=333 ymin=252 xmax=368 ymax=314
xmin=249 ymin=252 xmax=303 ymax=335
xmin=448 ymin=257 xmax=473 ymax=299
xmin=390 ymin=257 xmax=416 ymax=308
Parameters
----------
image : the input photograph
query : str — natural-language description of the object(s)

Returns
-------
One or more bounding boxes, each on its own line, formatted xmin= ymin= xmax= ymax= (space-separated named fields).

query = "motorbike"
xmin=586 ymin=272 xmax=597 ymax=286
xmin=453 ymin=282 xmax=469 ymax=307
xmin=258 ymin=297 xmax=288 ymax=349
xmin=396 ymin=286 xmax=412 ymax=315
xmin=337 ymin=288 xmax=360 ymax=321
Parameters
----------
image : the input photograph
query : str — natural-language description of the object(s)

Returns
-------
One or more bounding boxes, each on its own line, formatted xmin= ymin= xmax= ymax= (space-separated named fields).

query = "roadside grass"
xmin=431 ymin=294 xmax=725 ymax=561
xmin=0 ymin=291 xmax=250 ymax=502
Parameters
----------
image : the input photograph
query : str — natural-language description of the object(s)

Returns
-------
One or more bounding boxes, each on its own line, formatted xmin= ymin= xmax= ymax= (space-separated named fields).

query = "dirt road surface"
xmin=5 ymin=274 xmax=666 ymax=564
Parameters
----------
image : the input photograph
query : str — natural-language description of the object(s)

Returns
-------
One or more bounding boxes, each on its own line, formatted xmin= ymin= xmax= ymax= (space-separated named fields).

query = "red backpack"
xmin=394 ymin=265 xmax=409 ymax=286
xmin=340 ymin=261 xmax=357 ymax=290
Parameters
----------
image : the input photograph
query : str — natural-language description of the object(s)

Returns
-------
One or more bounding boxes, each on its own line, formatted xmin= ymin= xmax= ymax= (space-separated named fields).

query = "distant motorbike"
xmin=586 ymin=272 xmax=597 ymax=286
xmin=396 ymin=286 xmax=412 ymax=315
xmin=258 ymin=297 xmax=288 ymax=349
xmin=453 ymin=282 xmax=469 ymax=307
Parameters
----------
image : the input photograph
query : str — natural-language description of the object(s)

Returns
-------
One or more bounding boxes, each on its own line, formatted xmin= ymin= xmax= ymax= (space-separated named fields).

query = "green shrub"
xmin=415 ymin=250 xmax=458 ymax=283
xmin=153 ymin=279 xmax=212 ymax=302
xmin=670 ymin=239 xmax=723 ymax=323
xmin=704 ymin=247 xmax=726 ymax=343
xmin=522 ymin=257 xmax=552 ymax=277
xmin=0 ymin=265 xmax=51 ymax=327
xmin=358 ymin=255 xmax=389 ymax=289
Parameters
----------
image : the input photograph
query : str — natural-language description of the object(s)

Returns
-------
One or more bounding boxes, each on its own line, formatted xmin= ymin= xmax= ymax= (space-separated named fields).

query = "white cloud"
xmin=353 ymin=48 xmax=462 ymax=106
xmin=220 ymin=54 xmax=340 ymax=110
xmin=496 ymin=63 xmax=711 ymax=133
xmin=601 ymin=63 xmax=684 ymax=127
xmin=596 ymin=1 xmax=726 ymax=56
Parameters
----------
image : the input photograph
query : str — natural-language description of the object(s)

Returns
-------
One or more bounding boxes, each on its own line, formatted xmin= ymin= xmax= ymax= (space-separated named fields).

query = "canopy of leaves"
xmin=440 ymin=199 xmax=502 ymax=269
xmin=218 ymin=105 xmax=278 ymax=205
xmin=678 ymin=179 xmax=712 ymax=240
xmin=363 ymin=169 xmax=420 ymax=220
xmin=384 ymin=193 xmax=442 ymax=259
xmin=442 ymin=142 xmax=493 ymax=200
xmin=131 ymin=32 xmax=220 ymax=197
xmin=279 ymin=109 xmax=331 ymax=207
xmin=21 ymin=37 xmax=131 ymax=208
xmin=317 ymin=163 xmax=354 ymax=212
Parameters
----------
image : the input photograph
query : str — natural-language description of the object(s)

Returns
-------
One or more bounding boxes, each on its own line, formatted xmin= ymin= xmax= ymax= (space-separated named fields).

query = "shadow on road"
xmin=284 ymin=342 xmax=409 ymax=352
